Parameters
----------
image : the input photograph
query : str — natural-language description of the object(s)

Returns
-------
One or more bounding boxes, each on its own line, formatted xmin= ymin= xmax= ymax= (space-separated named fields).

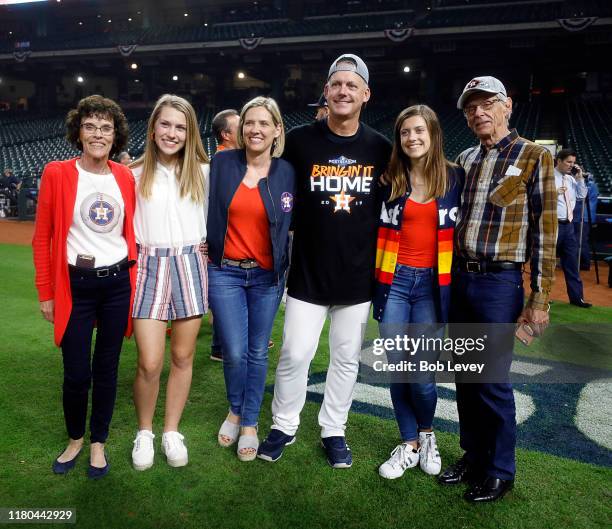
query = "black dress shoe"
xmin=438 ymin=456 xmax=480 ymax=485
xmin=570 ymin=299 xmax=592 ymax=308
xmin=464 ymin=475 xmax=514 ymax=502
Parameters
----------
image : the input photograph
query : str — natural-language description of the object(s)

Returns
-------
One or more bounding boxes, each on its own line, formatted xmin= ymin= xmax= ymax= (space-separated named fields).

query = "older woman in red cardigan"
xmin=32 ymin=95 xmax=137 ymax=479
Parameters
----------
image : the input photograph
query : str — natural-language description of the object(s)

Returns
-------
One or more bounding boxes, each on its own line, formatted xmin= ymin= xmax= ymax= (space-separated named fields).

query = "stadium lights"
xmin=403 ymin=66 xmax=411 ymax=73
xmin=76 ymin=76 xmax=84 ymax=84
xmin=172 ymin=75 xmax=179 ymax=81
xmin=131 ymin=63 xmax=138 ymax=70
xmin=237 ymin=71 xmax=246 ymax=79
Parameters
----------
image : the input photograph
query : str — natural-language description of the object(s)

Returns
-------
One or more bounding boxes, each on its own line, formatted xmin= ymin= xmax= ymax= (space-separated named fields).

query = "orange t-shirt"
xmin=224 ymin=183 xmax=273 ymax=270
xmin=396 ymin=198 xmax=437 ymax=268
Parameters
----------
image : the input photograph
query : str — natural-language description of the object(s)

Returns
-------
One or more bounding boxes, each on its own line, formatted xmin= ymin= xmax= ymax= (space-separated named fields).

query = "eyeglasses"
xmin=463 ymin=97 xmax=502 ymax=116
xmin=81 ymin=123 xmax=114 ymax=136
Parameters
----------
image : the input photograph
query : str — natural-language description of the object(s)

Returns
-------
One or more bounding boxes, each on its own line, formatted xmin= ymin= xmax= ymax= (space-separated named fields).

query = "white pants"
xmin=271 ymin=296 xmax=371 ymax=438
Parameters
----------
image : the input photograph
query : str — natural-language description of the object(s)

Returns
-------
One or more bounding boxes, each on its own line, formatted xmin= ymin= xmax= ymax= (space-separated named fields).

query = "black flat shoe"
xmin=438 ymin=456 xmax=480 ymax=485
xmin=52 ymin=448 xmax=82 ymax=475
xmin=87 ymin=452 xmax=110 ymax=480
xmin=464 ymin=476 xmax=514 ymax=502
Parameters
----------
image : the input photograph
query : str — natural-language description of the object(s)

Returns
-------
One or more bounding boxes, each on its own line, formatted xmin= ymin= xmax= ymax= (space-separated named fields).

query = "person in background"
xmin=212 ymin=109 xmax=240 ymax=153
xmin=118 ymin=151 xmax=132 ymax=165
xmin=32 ymin=95 xmax=136 ymax=479
xmin=207 ymin=96 xmax=295 ymax=461
xmin=307 ymin=93 xmax=328 ymax=121
xmin=2 ymin=167 xmax=21 ymax=191
xmin=1 ymin=167 xmax=21 ymax=215
xmin=130 ymin=94 xmax=209 ymax=471
xmin=373 ymin=105 xmax=463 ymax=480
xmin=208 ymin=108 xmax=240 ymax=362
xmin=554 ymin=148 xmax=590 ymax=308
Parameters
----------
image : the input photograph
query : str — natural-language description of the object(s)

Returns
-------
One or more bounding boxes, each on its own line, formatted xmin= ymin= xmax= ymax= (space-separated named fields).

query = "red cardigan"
xmin=32 ymin=158 xmax=137 ymax=346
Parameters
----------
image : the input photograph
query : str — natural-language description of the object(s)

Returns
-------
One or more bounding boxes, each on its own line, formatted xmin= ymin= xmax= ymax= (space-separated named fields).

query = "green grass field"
xmin=0 ymin=243 xmax=610 ymax=529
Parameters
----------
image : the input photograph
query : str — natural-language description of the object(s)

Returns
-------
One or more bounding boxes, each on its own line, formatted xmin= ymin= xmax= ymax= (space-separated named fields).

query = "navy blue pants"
xmin=557 ymin=222 xmax=584 ymax=303
xmin=450 ymin=268 xmax=524 ymax=481
xmin=60 ymin=267 xmax=131 ymax=443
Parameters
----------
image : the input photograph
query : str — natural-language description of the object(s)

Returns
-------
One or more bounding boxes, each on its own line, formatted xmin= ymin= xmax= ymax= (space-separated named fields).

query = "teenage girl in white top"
xmin=130 ymin=94 xmax=209 ymax=470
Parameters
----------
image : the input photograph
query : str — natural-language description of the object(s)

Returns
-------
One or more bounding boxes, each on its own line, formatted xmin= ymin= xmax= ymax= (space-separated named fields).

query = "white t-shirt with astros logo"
xmin=66 ymin=162 xmax=128 ymax=267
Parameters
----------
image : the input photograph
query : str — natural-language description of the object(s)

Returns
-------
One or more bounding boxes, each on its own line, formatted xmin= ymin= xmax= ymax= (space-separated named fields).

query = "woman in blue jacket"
xmin=207 ymin=96 xmax=295 ymax=461
xmin=373 ymin=104 xmax=463 ymax=479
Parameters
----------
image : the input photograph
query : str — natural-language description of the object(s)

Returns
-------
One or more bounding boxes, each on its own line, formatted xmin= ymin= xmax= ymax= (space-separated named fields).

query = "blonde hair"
xmin=236 ymin=96 xmax=285 ymax=158
xmin=387 ymin=105 xmax=452 ymax=202
xmin=132 ymin=94 xmax=209 ymax=203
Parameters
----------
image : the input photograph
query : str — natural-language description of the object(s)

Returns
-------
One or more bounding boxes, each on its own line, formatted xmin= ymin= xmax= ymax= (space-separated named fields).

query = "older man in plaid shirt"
xmin=438 ymin=76 xmax=557 ymax=502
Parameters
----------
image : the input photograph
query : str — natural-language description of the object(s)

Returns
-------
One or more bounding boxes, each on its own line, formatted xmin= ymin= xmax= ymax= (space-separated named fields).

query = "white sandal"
xmin=218 ymin=419 xmax=240 ymax=447
xmin=237 ymin=430 xmax=259 ymax=462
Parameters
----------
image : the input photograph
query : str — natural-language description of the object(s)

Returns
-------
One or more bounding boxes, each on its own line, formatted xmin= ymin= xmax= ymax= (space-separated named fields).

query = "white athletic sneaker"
xmin=161 ymin=431 xmax=188 ymax=467
xmin=378 ymin=443 xmax=420 ymax=479
xmin=132 ymin=430 xmax=155 ymax=471
xmin=418 ymin=431 xmax=441 ymax=475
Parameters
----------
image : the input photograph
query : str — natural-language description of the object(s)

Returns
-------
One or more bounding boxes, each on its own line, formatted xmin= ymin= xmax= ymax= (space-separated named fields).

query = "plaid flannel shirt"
xmin=455 ymin=129 xmax=557 ymax=311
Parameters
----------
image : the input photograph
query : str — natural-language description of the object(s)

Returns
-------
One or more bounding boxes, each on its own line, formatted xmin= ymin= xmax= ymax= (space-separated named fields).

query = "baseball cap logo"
xmin=467 ymin=78 xmax=488 ymax=89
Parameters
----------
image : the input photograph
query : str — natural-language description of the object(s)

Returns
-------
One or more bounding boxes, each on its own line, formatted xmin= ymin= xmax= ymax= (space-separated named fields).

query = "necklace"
xmin=78 ymin=161 xmax=113 ymax=200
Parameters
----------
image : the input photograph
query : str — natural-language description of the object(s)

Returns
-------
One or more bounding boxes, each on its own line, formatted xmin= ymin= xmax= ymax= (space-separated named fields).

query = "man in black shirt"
xmin=258 ymin=54 xmax=391 ymax=468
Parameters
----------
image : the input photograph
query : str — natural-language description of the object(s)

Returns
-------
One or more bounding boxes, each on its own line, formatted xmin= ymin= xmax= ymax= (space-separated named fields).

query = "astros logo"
xmin=89 ymin=200 xmax=115 ymax=225
xmin=80 ymin=192 xmax=120 ymax=233
xmin=331 ymin=190 xmax=355 ymax=213
xmin=280 ymin=192 xmax=293 ymax=213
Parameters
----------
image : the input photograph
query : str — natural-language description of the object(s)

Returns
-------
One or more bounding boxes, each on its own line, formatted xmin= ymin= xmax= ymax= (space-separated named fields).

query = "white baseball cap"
xmin=457 ymin=76 xmax=507 ymax=109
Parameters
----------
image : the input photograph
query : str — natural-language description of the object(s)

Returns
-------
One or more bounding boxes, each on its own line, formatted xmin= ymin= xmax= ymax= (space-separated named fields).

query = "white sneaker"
xmin=132 ymin=430 xmax=155 ymax=471
xmin=378 ymin=443 xmax=420 ymax=479
xmin=418 ymin=431 xmax=441 ymax=475
xmin=161 ymin=431 xmax=188 ymax=467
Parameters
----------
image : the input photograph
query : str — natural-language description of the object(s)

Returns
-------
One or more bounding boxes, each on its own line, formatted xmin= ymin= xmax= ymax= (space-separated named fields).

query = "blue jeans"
xmin=449 ymin=268 xmax=524 ymax=481
xmin=208 ymin=263 xmax=282 ymax=427
xmin=379 ymin=264 xmax=439 ymax=442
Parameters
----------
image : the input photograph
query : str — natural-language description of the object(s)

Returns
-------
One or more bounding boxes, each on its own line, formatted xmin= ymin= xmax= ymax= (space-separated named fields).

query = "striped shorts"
xmin=132 ymin=244 xmax=208 ymax=321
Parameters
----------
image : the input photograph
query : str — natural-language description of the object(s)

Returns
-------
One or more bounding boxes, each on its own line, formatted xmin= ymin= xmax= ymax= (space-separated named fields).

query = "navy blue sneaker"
xmin=87 ymin=452 xmax=110 ymax=480
xmin=321 ymin=436 xmax=352 ymax=468
xmin=257 ymin=429 xmax=296 ymax=462
xmin=52 ymin=448 xmax=82 ymax=475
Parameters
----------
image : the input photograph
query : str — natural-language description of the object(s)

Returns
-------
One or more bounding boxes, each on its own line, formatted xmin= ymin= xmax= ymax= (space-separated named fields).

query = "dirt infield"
xmin=2 ymin=219 xmax=611 ymax=307
xmin=0 ymin=219 xmax=35 ymax=246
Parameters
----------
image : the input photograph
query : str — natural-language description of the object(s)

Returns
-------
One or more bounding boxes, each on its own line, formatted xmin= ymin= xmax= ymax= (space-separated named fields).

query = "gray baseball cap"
xmin=457 ymin=76 xmax=507 ymax=109
xmin=328 ymin=54 xmax=369 ymax=85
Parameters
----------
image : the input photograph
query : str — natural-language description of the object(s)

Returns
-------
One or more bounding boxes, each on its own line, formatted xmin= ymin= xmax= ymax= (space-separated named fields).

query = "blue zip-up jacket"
xmin=207 ymin=149 xmax=296 ymax=283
